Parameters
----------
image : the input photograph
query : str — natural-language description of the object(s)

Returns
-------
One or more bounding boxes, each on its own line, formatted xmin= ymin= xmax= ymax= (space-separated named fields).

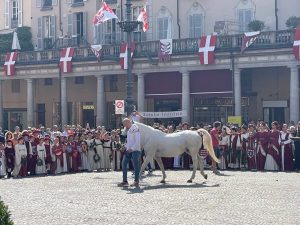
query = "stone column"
xmin=96 ymin=75 xmax=105 ymax=126
xmin=26 ymin=78 xmax=34 ymax=127
xmin=181 ymin=70 xmax=190 ymax=123
xmin=290 ymin=65 xmax=299 ymax=123
xmin=234 ymin=68 xmax=242 ymax=116
xmin=61 ymin=77 xmax=68 ymax=126
xmin=137 ymin=73 xmax=145 ymax=112
xmin=0 ymin=80 xmax=3 ymax=129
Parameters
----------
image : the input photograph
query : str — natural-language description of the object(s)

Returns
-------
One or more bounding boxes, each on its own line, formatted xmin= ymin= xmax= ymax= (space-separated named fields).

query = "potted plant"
xmin=248 ymin=20 xmax=265 ymax=31
xmin=0 ymin=198 xmax=14 ymax=225
xmin=286 ymin=16 xmax=300 ymax=29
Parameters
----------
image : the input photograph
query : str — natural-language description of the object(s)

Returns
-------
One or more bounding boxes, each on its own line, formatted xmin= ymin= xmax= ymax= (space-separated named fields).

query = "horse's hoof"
xmin=204 ymin=174 xmax=208 ymax=180
xmin=187 ymin=179 xmax=193 ymax=183
xmin=160 ymin=180 xmax=166 ymax=184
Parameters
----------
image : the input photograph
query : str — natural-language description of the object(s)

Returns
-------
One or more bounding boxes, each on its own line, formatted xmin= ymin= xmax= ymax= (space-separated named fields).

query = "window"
xmin=75 ymin=76 xmax=84 ymax=84
xmin=43 ymin=0 xmax=52 ymax=7
xmin=12 ymin=0 xmax=18 ymax=20
xmin=239 ymin=9 xmax=253 ymax=32
xmin=189 ymin=14 xmax=203 ymax=38
xmin=67 ymin=12 xmax=87 ymax=45
xmin=37 ymin=104 xmax=46 ymax=126
xmin=11 ymin=80 xmax=20 ymax=93
xmin=157 ymin=7 xmax=172 ymax=40
xmin=132 ymin=6 xmax=144 ymax=42
xmin=109 ymin=75 xmax=118 ymax=92
xmin=76 ymin=12 xmax=84 ymax=37
xmin=73 ymin=0 xmax=83 ymax=3
xmin=37 ymin=16 xmax=56 ymax=50
xmin=44 ymin=78 xmax=53 ymax=86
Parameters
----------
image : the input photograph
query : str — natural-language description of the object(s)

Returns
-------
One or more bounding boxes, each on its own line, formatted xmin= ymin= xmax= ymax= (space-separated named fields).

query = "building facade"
xmin=0 ymin=0 xmax=300 ymax=130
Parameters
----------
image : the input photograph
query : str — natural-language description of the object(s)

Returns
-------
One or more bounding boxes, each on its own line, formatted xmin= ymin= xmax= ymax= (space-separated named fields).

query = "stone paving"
xmin=0 ymin=170 xmax=299 ymax=225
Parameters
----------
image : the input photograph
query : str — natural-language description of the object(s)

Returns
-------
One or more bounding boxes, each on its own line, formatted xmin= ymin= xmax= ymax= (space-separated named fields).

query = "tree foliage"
xmin=248 ymin=20 xmax=265 ymax=31
xmin=286 ymin=16 xmax=300 ymax=29
xmin=0 ymin=198 xmax=14 ymax=225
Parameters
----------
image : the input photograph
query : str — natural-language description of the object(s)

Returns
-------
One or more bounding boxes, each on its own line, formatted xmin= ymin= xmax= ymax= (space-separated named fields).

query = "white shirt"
xmin=131 ymin=114 xmax=141 ymax=123
xmin=125 ymin=124 xmax=141 ymax=152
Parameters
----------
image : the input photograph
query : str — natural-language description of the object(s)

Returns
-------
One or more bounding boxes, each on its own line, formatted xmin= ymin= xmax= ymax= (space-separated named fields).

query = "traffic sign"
xmin=115 ymin=100 xmax=125 ymax=115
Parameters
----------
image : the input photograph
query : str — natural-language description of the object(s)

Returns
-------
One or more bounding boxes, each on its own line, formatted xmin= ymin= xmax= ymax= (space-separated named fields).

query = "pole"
xmin=231 ymin=51 xmax=235 ymax=116
xmin=59 ymin=65 xmax=62 ymax=129
xmin=126 ymin=0 xmax=133 ymax=117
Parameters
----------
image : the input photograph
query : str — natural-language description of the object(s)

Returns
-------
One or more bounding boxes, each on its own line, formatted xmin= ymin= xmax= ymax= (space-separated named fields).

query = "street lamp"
xmin=118 ymin=0 xmax=142 ymax=117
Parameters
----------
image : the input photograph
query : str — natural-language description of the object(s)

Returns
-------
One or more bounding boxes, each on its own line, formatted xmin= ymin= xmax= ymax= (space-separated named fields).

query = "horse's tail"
xmin=197 ymin=129 xmax=220 ymax=163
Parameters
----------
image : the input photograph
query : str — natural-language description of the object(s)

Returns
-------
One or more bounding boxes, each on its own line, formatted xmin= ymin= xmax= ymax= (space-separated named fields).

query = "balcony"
xmin=0 ymin=29 xmax=295 ymax=65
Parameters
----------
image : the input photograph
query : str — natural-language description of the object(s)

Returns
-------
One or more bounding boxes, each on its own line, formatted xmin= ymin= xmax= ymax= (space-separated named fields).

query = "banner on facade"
xmin=141 ymin=111 xmax=187 ymax=118
xmin=228 ymin=116 xmax=242 ymax=126
xmin=115 ymin=100 xmax=125 ymax=115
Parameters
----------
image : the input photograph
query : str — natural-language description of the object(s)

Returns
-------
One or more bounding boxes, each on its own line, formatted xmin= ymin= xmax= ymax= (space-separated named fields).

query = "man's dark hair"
xmin=213 ymin=121 xmax=221 ymax=128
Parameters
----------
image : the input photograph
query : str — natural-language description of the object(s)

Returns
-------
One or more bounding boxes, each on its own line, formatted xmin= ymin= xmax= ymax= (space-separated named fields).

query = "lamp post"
xmin=118 ymin=0 xmax=142 ymax=116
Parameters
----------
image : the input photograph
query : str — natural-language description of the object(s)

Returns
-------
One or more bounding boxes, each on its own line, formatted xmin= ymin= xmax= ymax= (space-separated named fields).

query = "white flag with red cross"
xmin=137 ymin=6 xmax=149 ymax=32
xmin=293 ymin=28 xmax=300 ymax=60
xmin=119 ymin=42 xmax=135 ymax=70
xmin=59 ymin=47 xmax=75 ymax=73
xmin=198 ymin=35 xmax=217 ymax=65
xmin=4 ymin=52 xmax=18 ymax=76
xmin=93 ymin=2 xmax=118 ymax=25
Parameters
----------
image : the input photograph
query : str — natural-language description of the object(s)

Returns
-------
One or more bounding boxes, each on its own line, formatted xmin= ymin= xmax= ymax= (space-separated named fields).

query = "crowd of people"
xmin=0 ymin=117 xmax=299 ymax=179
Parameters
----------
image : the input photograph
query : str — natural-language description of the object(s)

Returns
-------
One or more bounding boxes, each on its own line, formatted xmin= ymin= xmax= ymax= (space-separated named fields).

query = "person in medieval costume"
xmin=229 ymin=127 xmax=242 ymax=169
xmin=265 ymin=121 xmax=281 ymax=171
xmin=256 ymin=122 xmax=269 ymax=171
xmin=94 ymin=132 xmax=104 ymax=171
xmin=292 ymin=122 xmax=300 ymax=171
xmin=102 ymin=132 xmax=112 ymax=171
xmin=86 ymin=131 xmax=96 ymax=171
xmin=246 ymin=124 xmax=257 ymax=170
xmin=240 ymin=125 xmax=249 ymax=169
xmin=112 ymin=134 xmax=122 ymax=171
xmin=61 ymin=136 xmax=69 ymax=173
xmin=0 ymin=140 xmax=6 ymax=178
xmin=4 ymin=139 xmax=15 ymax=178
xmin=36 ymin=137 xmax=46 ymax=175
xmin=280 ymin=124 xmax=294 ymax=171
xmin=13 ymin=136 xmax=28 ymax=177
xmin=70 ymin=136 xmax=81 ymax=172
xmin=52 ymin=137 xmax=64 ymax=174
xmin=80 ymin=141 xmax=90 ymax=171
xmin=218 ymin=127 xmax=230 ymax=170
xmin=44 ymin=137 xmax=55 ymax=174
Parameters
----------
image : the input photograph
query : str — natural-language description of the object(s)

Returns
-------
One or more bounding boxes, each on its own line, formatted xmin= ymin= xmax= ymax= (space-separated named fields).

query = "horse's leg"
xmin=139 ymin=155 xmax=153 ymax=179
xmin=187 ymin=154 xmax=198 ymax=183
xmin=154 ymin=157 xmax=167 ymax=184
xmin=198 ymin=154 xmax=208 ymax=180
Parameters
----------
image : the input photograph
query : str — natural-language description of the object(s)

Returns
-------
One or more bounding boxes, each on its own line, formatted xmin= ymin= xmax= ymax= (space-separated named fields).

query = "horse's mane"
xmin=134 ymin=122 xmax=166 ymax=135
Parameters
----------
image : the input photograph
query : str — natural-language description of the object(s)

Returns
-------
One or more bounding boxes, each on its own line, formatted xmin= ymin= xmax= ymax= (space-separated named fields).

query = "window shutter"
xmin=18 ymin=0 xmax=23 ymax=27
xmin=83 ymin=12 xmax=87 ymax=40
xmin=52 ymin=0 xmax=58 ymax=6
xmin=167 ymin=17 xmax=171 ymax=39
xmin=116 ymin=8 xmax=122 ymax=43
xmin=189 ymin=15 xmax=193 ymax=38
xmin=36 ymin=0 xmax=41 ymax=8
xmin=50 ymin=16 xmax=56 ymax=38
xmin=67 ymin=13 xmax=73 ymax=36
xmin=37 ymin=17 xmax=43 ymax=49
xmin=5 ymin=0 xmax=10 ymax=28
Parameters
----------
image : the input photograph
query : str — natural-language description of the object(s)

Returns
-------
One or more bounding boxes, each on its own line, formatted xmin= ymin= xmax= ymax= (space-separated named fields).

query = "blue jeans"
xmin=122 ymin=151 xmax=141 ymax=182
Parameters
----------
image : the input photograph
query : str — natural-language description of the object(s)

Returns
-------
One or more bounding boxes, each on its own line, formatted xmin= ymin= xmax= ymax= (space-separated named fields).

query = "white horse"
xmin=135 ymin=122 xmax=220 ymax=183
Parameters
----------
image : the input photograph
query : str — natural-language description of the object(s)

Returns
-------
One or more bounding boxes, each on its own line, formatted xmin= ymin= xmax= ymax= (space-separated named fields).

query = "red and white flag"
xmin=293 ymin=28 xmax=300 ymax=60
xmin=4 ymin=52 xmax=17 ymax=76
xmin=92 ymin=2 xmax=118 ymax=25
xmin=119 ymin=42 xmax=135 ymax=70
xmin=198 ymin=35 xmax=216 ymax=65
xmin=60 ymin=47 xmax=75 ymax=73
xmin=241 ymin=31 xmax=260 ymax=53
xmin=137 ymin=6 xmax=148 ymax=32
xmin=91 ymin=44 xmax=103 ymax=61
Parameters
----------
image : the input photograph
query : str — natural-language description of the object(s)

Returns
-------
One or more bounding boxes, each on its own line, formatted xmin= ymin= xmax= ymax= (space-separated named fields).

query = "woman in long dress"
xmin=219 ymin=128 xmax=230 ymax=170
xmin=280 ymin=124 xmax=294 ymax=171
xmin=102 ymin=132 xmax=112 ymax=171
xmin=265 ymin=121 xmax=281 ymax=171
xmin=0 ymin=141 xmax=6 ymax=177
xmin=256 ymin=122 xmax=269 ymax=171
xmin=13 ymin=136 xmax=28 ymax=177
xmin=52 ymin=137 xmax=64 ymax=174
xmin=36 ymin=138 xmax=46 ymax=175
xmin=4 ymin=139 xmax=15 ymax=178
xmin=80 ymin=141 xmax=90 ymax=171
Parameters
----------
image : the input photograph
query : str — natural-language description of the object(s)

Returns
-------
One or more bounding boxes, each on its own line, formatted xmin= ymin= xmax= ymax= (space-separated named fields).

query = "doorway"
xmin=82 ymin=108 xmax=95 ymax=128
xmin=263 ymin=107 xmax=285 ymax=125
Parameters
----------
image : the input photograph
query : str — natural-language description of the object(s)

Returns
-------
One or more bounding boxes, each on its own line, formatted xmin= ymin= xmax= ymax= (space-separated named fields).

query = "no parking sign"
xmin=115 ymin=100 xmax=125 ymax=115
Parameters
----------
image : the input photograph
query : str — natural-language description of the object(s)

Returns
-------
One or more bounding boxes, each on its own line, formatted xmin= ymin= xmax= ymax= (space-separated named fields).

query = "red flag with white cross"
xmin=198 ymin=35 xmax=216 ymax=65
xmin=119 ymin=42 xmax=135 ymax=70
xmin=293 ymin=28 xmax=300 ymax=60
xmin=4 ymin=52 xmax=18 ymax=76
xmin=59 ymin=47 xmax=75 ymax=73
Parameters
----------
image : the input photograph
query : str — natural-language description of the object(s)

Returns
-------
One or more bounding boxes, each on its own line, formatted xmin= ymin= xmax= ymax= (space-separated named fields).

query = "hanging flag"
xmin=159 ymin=39 xmax=172 ymax=62
xmin=91 ymin=44 xmax=103 ymax=61
xmin=119 ymin=42 xmax=135 ymax=70
xmin=12 ymin=32 xmax=21 ymax=51
xmin=137 ymin=6 xmax=149 ymax=32
xmin=92 ymin=2 xmax=118 ymax=25
xmin=4 ymin=52 xmax=18 ymax=76
xmin=59 ymin=47 xmax=75 ymax=73
xmin=293 ymin=28 xmax=300 ymax=60
xmin=241 ymin=31 xmax=260 ymax=53
xmin=198 ymin=35 xmax=216 ymax=65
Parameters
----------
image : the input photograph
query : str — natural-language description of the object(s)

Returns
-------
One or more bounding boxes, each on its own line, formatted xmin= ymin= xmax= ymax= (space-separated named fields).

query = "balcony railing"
xmin=0 ymin=30 xmax=295 ymax=65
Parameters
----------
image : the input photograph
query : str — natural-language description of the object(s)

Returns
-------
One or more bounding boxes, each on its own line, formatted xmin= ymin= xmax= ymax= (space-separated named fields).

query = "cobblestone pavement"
xmin=0 ymin=170 xmax=299 ymax=225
